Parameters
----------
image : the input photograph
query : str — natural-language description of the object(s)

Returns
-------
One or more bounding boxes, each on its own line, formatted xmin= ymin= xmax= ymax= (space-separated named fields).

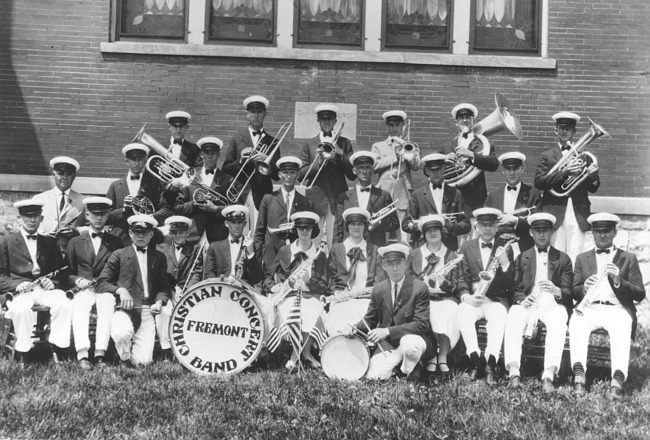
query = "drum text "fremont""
xmin=186 ymin=320 xmax=249 ymax=338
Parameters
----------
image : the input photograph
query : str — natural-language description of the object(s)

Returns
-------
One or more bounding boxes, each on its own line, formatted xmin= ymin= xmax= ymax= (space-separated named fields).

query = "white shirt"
xmin=290 ymin=241 xmax=316 ymax=292
xmin=133 ymin=244 xmax=149 ymax=299
xmin=356 ymin=183 xmax=372 ymax=210
xmin=479 ymin=239 xmax=494 ymax=270
xmin=419 ymin=243 xmax=447 ymax=274
xmin=429 ymin=182 xmax=444 ymax=214
xmin=319 ymin=131 xmax=334 ymax=144
xmin=534 ymin=247 xmax=549 ymax=284
xmin=592 ymin=246 xmax=619 ymax=305
xmin=343 ymin=237 xmax=368 ymax=290
xmin=170 ymin=137 xmax=182 ymax=160
xmin=200 ymin=166 xmax=216 ymax=187
xmin=228 ymin=235 xmax=244 ymax=275
xmin=248 ymin=126 xmax=265 ymax=147
xmin=126 ymin=171 xmax=142 ymax=197
xmin=90 ymin=230 xmax=103 ymax=256
xmin=281 ymin=187 xmax=295 ymax=223
xmin=20 ymin=228 xmax=40 ymax=276
xmin=503 ymin=182 xmax=521 ymax=214
xmin=390 ymin=276 xmax=406 ymax=306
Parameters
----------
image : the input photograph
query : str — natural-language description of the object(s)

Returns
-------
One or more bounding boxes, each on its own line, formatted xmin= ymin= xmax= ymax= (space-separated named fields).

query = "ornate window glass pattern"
xmin=383 ymin=0 xmax=451 ymax=50
xmin=209 ymin=0 xmax=275 ymax=43
xmin=117 ymin=0 xmax=186 ymax=39
xmin=471 ymin=0 xmax=540 ymax=54
xmin=296 ymin=0 xmax=364 ymax=47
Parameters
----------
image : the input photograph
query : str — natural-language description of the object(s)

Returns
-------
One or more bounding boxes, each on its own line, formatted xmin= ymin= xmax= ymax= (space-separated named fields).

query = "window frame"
xmin=204 ymin=0 xmax=278 ymax=47
xmin=113 ymin=0 xmax=189 ymax=43
xmin=292 ymin=0 xmax=366 ymax=50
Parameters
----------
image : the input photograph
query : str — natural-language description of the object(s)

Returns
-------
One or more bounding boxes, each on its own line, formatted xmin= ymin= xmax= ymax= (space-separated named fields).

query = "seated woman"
xmin=263 ymin=211 xmax=328 ymax=369
xmin=406 ymin=214 xmax=462 ymax=375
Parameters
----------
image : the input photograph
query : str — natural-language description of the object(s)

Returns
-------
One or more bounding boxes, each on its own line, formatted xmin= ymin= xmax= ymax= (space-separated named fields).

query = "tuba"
xmin=548 ymin=118 xmax=610 ymax=198
xmin=299 ymin=122 xmax=345 ymax=191
xmin=444 ymin=93 xmax=523 ymax=188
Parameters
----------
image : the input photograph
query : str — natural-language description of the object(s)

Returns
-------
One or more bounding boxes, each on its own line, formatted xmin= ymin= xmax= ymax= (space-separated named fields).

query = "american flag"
xmin=285 ymin=293 xmax=303 ymax=357
xmin=266 ymin=308 xmax=287 ymax=354
xmin=309 ymin=313 xmax=329 ymax=351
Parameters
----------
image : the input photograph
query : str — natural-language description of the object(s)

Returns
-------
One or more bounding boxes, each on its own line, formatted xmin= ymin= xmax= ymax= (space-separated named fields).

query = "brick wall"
xmin=1 ymin=0 xmax=649 ymax=198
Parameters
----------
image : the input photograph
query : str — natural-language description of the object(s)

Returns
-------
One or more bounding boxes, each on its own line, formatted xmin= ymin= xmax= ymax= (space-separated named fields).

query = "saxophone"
xmin=472 ymin=238 xmax=518 ymax=300
xmin=424 ymin=254 xmax=464 ymax=291
xmin=321 ymin=287 xmax=373 ymax=305
xmin=575 ymin=267 xmax=610 ymax=316
xmin=270 ymin=241 xmax=326 ymax=306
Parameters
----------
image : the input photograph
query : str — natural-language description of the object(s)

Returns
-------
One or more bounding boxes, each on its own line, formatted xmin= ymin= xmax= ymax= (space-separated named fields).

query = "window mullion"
xmin=452 ymin=0 xmax=470 ymax=55
xmin=188 ymin=0 xmax=207 ymax=45
xmin=365 ymin=0 xmax=381 ymax=52
xmin=277 ymin=0 xmax=293 ymax=48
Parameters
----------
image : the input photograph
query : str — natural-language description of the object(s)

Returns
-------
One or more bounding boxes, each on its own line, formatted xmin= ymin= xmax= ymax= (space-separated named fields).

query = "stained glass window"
xmin=384 ymin=0 xmax=451 ymax=50
xmin=209 ymin=0 xmax=275 ymax=43
xmin=471 ymin=0 xmax=540 ymax=53
xmin=118 ymin=0 xmax=186 ymax=39
xmin=296 ymin=0 xmax=364 ymax=47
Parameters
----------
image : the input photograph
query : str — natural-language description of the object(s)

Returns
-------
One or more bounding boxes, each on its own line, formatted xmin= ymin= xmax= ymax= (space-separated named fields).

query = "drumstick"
xmin=356 ymin=313 xmax=387 ymax=357
xmin=346 ymin=323 xmax=368 ymax=337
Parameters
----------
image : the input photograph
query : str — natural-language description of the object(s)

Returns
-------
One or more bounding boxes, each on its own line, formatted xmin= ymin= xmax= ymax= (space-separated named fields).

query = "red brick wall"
xmin=1 ymin=0 xmax=649 ymax=198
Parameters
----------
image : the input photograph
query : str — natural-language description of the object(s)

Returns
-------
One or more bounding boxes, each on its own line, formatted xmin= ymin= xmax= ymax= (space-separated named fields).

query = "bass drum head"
xmin=169 ymin=279 xmax=266 ymax=376
xmin=321 ymin=335 xmax=369 ymax=381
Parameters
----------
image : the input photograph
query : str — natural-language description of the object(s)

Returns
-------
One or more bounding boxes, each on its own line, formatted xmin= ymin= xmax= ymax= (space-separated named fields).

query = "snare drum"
xmin=324 ymin=298 xmax=370 ymax=335
xmin=169 ymin=279 xmax=266 ymax=376
xmin=320 ymin=335 xmax=370 ymax=381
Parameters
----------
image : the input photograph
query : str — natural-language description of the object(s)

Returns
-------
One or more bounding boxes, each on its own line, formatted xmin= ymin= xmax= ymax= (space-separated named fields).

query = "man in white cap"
xmin=439 ymin=103 xmax=499 ymax=216
xmin=223 ymin=95 xmax=280 ymax=230
xmin=96 ymin=214 xmax=172 ymax=365
xmin=485 ymin=152 xmax=542 ymax=256
xmin=403 ymin=153 xmax=470 ymax=251
xmin=456 ymin=208 xmax=514 ymax=385
xmin=106 ymin=143 xmax=172 ymax=246
xmin=298 ymin=103 xmax=355 ymax=248
xmin=343 ymin=151 xmax=399 ymax=247
xmin=349 ymin=243 xmax=434 ymax=381
xmin=503 ymin=213 xmax=573 ymax=393
xmin=569 ymin=213 xmax=645 ymax=400
xmin=534 ymin=112 xmax=600 ymax=260
xmin=254 ymin=156 xmax=314 ymax=271
xmin=65 ymin=197 xmax=124 ymax=369
xmin=372 ymin=110 xmax=421 ymax=242
xmin=33 ymin=156 xmax=87 ymax=236
xmin=0 ymin=199 xmax=72 ymax=365
xmin=165 ymin=110 xmax=202 ymax=168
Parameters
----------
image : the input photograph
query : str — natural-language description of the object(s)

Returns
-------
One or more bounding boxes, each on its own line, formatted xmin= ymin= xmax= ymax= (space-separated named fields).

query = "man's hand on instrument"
xmin=243 ymin=235 xmax=254 ymax=255
xmin=563 ymin=161 xmax=582 ymax=177
xmin=197 ymin=200 xmax=219 ymax=214
xmin=497 ymin=247 xmax=510 ymax=267
xmin=521 ymin=294 xmax=535 ymax=308
xmin=16 ymin=281 xmax=32 ymax=293
xmin=76 ymin=278 xmax=93 ymax=289
xmin=587 ymin=163 xmax=598 ymax=176
xmin=117 ymin=288 xmax=134 ymax=310
xmin=462 ymin=294 xmax=483 ymax=307
xmin=367 ymin=327 xmax=389 ymax=344
xmin=455 ymin=147 xmax=474 ymax=159
xmin=605 ymin=263 xmax=621 ymax=285
xmin=539 ymin=280 xmax=562 ymax=299
xmin=123 ymin=195 xmax=134 ymax=209
xmin=40 ymin=278 xmax=55 ymax=291
xmin=583 ymin=274 xmax=599 ymax=292
xmin=149 ymin=300 xmax=163 ymax=315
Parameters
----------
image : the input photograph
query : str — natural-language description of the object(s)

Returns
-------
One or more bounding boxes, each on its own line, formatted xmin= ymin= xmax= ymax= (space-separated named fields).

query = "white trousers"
xmin=551 ymin=199 xmax=594 ymax=262
xmin=366 ymin=334 xmax=427 ymax=380
xmin=243 ymin=191 xmax=258 ymax=237
xmin=569 ymin=304 xmax=632 ymax=384
xmin=155 ymin=302 xmax=173 ymax=350
xmin=504 ymin=301 xmax=568 ymax=380
xmin=72 ymin=289 xmax=116 ymax=359
xmin=430 ymin=300 xmax=460 ymax=349
xmin=396 ymin=209 xmax=407 ymax=244
xmin=457 ymin=298 xmax=507 ymax=360
xmin=7 ymin=288 xmax=73 ymax=353
xmin=111 ymin=308 xmax=156 ymax=365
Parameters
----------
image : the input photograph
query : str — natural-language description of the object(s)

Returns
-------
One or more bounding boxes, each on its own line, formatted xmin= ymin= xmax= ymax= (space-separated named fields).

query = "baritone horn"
xmin=391 ymin=120 xmax=419 ymax=180
xmin=299 ymin=122 xmax=345 ymax=191
xmin=125 ymin=195 xmax=155 ymax=215
xmin=548 ymin=118 xmax=610 ymax=198
xmin=444 ymin=93 xmax=523 ymax=188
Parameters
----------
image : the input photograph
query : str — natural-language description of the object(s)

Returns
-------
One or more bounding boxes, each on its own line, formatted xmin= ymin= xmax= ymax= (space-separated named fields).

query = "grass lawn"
xmin=1 ymin=329 xmax=650 ymax=440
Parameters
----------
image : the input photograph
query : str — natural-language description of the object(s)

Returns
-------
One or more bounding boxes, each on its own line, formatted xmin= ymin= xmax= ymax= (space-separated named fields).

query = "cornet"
xmin=268 ymin=222 xmax=294 ymax=235
xmin=299 ymin=122 xmax=345 ymax=191
xmin=368 ymin=200 xmax=399 ymax=231
xmin=390 ymin=120 xmax=419 ymax=180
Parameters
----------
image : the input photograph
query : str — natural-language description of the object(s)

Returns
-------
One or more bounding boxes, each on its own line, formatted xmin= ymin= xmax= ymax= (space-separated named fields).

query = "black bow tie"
xmin=561 ymin=144 xmax=571 ymax=151
xmin=461 ymin=132 xmax=469 ymax=139
xmin=507 ymin=185 xmax=517 ymax=191
xmin=347 ymin=247 xmax=366 ymax=263
xmin=130 ymin=174 xmax=140 ymax=180
xmin=537 ymin=247 xmax=548 ymax=253
xmin=173 ymin=139 xmax=182 ymax=145
xmin=175 ymin=245 xmax=184 ymax=251
xmin=481 ymin=242 xmax=493 ymax=249
xmin=359 ymin=186 xmax=371 ymax=193
xmin=426 ymin=254 xmax=440 ymax=266
xmin=26 ymin=234 xmax=37 ymax=240
xmin=92 ymin=232 xmax=104 ymax=239
xmin=431 ymin=184 xmax=442 ymax=190
xmin=231 ymin=238 xmax=240 ymax=244
xmin=322 ymin=132 xmax=332 ymax=137
xmin=205 ymin=168 xmax=215 ymax=175
xmin=136 ymin=247 xmax=147 ymax=254
xmin=596 ymin=248 xmax=611 ymax=254
xmin=252 ymin=129 xmax=264 ymax=137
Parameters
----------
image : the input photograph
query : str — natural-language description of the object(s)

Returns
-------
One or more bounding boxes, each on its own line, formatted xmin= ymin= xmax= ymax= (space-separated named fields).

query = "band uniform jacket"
xmin=0 ymin=232 xmax=65 ymax=293
xmin=457 ymin=237 xmax=515 ymax=308
xmin=512 ymin=246 xmax=573 ymax=316
xmin=298 ymin=134 xmax=355 ymax=217
xmin=204 ymin=239 xmax=263 ymax=286
xmin=572 ymin=248 xmax=646 ymax=339
xmin=372 ymin=137 xmax=421 ymax=210
xmin=223 ymin=128 xmax=280 ymax=209
xmin=157 ymin=242 xmax=202 ymax=291
xmin=534 ymin=146 xmax=600 ymax=232
xmin=174 ymin=167 xmax=239 ymax=244
xmin=33 ymin=188 xmax=87 ymax=234
xmin=407 ymin=247 xmax=461 ymax=303
xmin=484 ymin=183 xmax=542 ymax=253
xmin=342 ymin=185 xmax=399 ymax=247
xmin=262 ymin=244 xmax=328 ymax=297
xmin=254 ymin=189 xmax=315 ymax=271
xmin=405 ymin=184 xmax=470 ymax=251
xmin=327 ymin=242 xmax=386 ymax=293
xmin=106 ymin=175 xmax=173 ymax=245
xmin=356 ymin=275 xmax=435 ymax=359
xmin=65 ymin=231 xmax=124 ymax=286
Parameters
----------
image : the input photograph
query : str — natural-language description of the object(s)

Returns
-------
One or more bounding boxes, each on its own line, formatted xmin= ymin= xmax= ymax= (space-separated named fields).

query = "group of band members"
xmin=0 ymin=96 xmax=645 ymax=400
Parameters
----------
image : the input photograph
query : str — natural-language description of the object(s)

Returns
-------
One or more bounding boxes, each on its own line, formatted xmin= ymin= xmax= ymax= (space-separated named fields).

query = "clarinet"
xmin=65 ymin=278 xmax=97 ymax=300
xmin=5 ymin=266 xmax=69 ymax=302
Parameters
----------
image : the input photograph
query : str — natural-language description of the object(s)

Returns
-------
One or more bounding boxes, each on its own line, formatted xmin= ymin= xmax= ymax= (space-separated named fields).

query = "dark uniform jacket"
xmin=204 ymin=238 xmax=263 ymax=286
xmin=342 ymin=185 xmax=399 ymax=247
xmin=156 ymin=241 xmax=202 ymax=292
xmin=407 ymin=246 xmax=461 ymax=303
xmin=327 ymin=241 xmax=386 ymax=293
xmin=65 ymin=230 xmax=124 ymax=286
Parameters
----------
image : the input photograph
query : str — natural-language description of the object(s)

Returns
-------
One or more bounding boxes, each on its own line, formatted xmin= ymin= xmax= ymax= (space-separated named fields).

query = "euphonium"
xmin=299 ymin=122 xmax=345 ymax=191
xmin=472 ymin=238 xmax=518 ymax=301
xmin=548 ymin=117 xmax=610 ymax=198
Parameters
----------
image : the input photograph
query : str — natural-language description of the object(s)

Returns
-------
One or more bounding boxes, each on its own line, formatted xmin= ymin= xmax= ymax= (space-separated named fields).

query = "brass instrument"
xmin=177 ymin=242 xmax=205 ymax=302
xmin=368 ymin=200 xmax=399 ymax=231
xmin=299 ymin=122 xmax=345 ymax=191
xmin=268 ymin=222 xmax=295 ymax=235
xmin=320 ymin=287 xmax=373 ymax=305
xmin=390 ymin=120 xmax=419 ymax=180
xmin=441 ymin=211 xmax=464 ymax=221
xmin=5 ymin=266 xmax=69 ymax=303
xmin=575 ymin=266 xmax=611 ymax=316
xmin=125 ymin=195 xmax=155 ymax=215
xmin=226 ymin=122 xmax=292 ymax=203
xmin=270 ymin=241 xmax=327 ymax=306
xmin=425 ymin=254 xmax=464 ymax=291
xmin=548 ymin=118 xmax=610 ymax=198
xmin=445 ymin=93 xmax=523 ymax=188
xmin=472 ymin=238 xmax=518 ymax=301
xmin=504 ymin=205 xmax=536 ymax=218
xmin=49 ymin=212 xmax=82 ymax=238
xmin=233 ymin=233 xmax=252 ymax=279
xmin=499 ymin=205 xmax=536 ymax=236
xmin=65 ymin=278 xmax=97 ymax=300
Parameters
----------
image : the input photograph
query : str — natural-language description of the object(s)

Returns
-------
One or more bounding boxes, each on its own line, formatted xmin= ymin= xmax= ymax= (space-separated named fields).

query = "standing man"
xmin=570 ymin=213 xmax=645 ymax=400
xmin=534 ymin=112 xmax=600 ymax=260
xmin=298 ymin=103 xmax=355 ymax=248
xmin=66 ymin=197 xmax=124 ymax=369
xmin=485 ymin=152 xmax=542 ymax=256
xmin=164 ymin=110 xmax=202 ymax=168
xmin=223 ymin=95 xmax=280 ymax=230
xmin=343 ymin=151 xmax=399 ymax=247
xmin=372 ymin=110 xmax=421 ymax=242
xmin=504 ymin=213 xmax=573 ymax=393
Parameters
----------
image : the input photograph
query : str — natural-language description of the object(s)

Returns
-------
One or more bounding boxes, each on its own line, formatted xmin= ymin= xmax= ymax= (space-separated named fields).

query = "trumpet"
xmin=5 ymin=266 xmax=69 ymax=303
xmin=299 ymin=122 xmax=345 ymax=191
xmin=226 ymin=122 xmax=292 ymax=203
xmin=65 ymin=278 xmax=97 ymax=300
xmin=268 ymin=222 xmax=295 ymax=235
xmin=391 ymin=120 xmax=419 ymax=180
xmin=124 ymin=195 xmax=155 ymax=215
xmin=548 ymin=118 xmax=610 ymax=198
xmin=368 ymin=200 xmax=399 ymax=231
xmin=504 ymin=205 xmax=536 ymax=218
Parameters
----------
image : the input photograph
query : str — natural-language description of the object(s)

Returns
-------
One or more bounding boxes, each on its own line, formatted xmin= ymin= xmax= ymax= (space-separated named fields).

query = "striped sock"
xmin=573 ymin=362 xmax=585 ymax=377
xmin=612 ymin=370 xmax=625 ymax=388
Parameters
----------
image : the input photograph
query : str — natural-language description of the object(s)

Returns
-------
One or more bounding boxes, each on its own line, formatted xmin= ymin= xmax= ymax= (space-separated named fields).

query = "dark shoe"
xmin=161 ymin=348 xmax=174 ymax=362
xmin=574 ymin=382 xmax=586 ymax=398
xmin=95 ymin=356 xmax=108 ymax=368
xmin=408 ymin=363 xmax=424 ymax=382
xmin=16 ymin=352 xmax=28 ymax=368
xmin=485 ymin=363 xmax=497 ymax=386
xmin=609 ymin=386 xmax=624 ymax=401
xmin=50 ymin=344 xmax=69 ymax=364
xmin=542 ymin=378 xmax=554 ymax=394
xmin=468 ymin=368 xmax=479 ymax=381
xmin=509 ymin=375 xmax=521 ymax=388
xmin=79 ymin=358 xmax=93 ymax=371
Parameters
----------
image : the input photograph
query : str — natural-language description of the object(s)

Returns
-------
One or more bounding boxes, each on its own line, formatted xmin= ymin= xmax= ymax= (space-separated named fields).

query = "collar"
xmin=290 ymin=241 xmax=316 ymax=258
xmin=421 ymin=243 xmax=447 ymax=260
xmin=343 ymin=237 xmax=367 ymax=254
xmin=281 ymin=187 xmax=295 ymax=199
xmin=390 ymin=275 xmax=406 ymax=292
xmin=21 ymin=228 xmax=38 ymax=241
xmin=505 ymin=182 xmax=521 ymax=191
xmin=127 ymin=171 xmax=141 ymax=181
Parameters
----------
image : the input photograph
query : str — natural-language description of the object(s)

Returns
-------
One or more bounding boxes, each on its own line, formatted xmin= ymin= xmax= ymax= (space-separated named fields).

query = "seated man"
xmin=570 ymin=213 xmax=646 ymax=400
xmin=407 ymin=214 xmax=462 ymax=376
xmin=0 ymin=200 xmax=72 ymax=365
xmin=66 ymin=197 xmax=124 ymax=369
xmin=504 ymin=213 xmax=573 ymax=393
xmin=350 ymin=243 xmax=434 ymax=381
xmin=456 ymin=208 xmax=515 ymax=385
xmin=96 ymin=214 xmax=172 ymax=366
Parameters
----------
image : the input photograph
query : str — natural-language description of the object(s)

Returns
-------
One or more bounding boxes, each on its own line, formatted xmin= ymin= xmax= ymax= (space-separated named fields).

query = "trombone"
xmin=299 ymin=122 xmax=345 ymax=191
xmin=225 ymin=122 xmax=292 ymax=203
xmin=390 ymin=120 xmax=419 ymax=181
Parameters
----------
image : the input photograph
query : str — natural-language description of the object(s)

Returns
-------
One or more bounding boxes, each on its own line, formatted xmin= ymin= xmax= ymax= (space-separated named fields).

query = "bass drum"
xmin=320 ymin=335 xmax=370 ymax=381
xmin=169 ymin=279 xmax=266 ymax=376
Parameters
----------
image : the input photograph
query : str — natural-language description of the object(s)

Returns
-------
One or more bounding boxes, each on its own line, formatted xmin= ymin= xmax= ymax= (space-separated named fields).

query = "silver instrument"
xmin=299 ymin=122 xmax=345 ymax=191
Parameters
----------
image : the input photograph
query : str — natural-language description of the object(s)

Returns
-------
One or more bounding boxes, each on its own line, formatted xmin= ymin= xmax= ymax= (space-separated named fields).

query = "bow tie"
xmin=359 ymin=186 xmax=371 ymax=193
xmin=205 ymin=168 xmax=216 ymax=175
xmin=322 ymin=132 xmax=333 ymax=137
xmin=130 ymin=174 xmax=140 ymax=180
xmin=537 ymin=247 xmax=548 ymax=253
xmin=426 ymin=254 xmax=440 ymax=266
xmin=461 ymin=132 xmax=469 ymax=139
xmin=26 ymin=234 xmax=37 ymax=240
xmin=506 ymin=185 xmax=517 ymax=191
xmin=252 ymin=129 xmax=264 ymax=137
xmin=481 ymin=242 xmax=493 ymax=249
xmin=347 ymin=247 xmax=366 ymax=262
xmin=561 ymin=144 xmax=571 ymax=151
xmin=431 ymin=184 xmax=442 ymax=190
xmin=231 ymin=238 xmax=240 ymax=244
xmin=596 ymin=248 xmax=611 ymax=254
xmin=175 ymin=245 xmax=184 ymax=252
xmin=173 ymin=139 xmax=182 ymax=145
xmin=136 ymin=247 xmax=147 ymax=254
xmin=92 ymin=232 xmax=104 ymax=239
